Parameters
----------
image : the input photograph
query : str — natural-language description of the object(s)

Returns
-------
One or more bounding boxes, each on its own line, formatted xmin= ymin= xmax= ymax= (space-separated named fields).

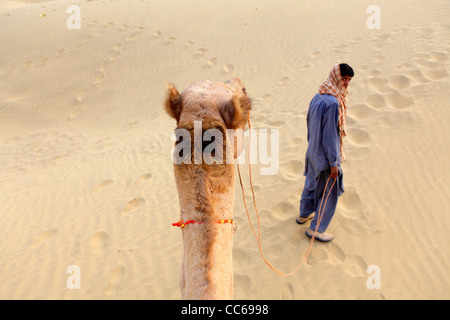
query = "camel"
xmin=165 ymin=78 xmax=251 ymax=300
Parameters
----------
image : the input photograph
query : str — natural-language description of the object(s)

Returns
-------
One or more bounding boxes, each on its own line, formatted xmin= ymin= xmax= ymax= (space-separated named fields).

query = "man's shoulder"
xmin=311 ymin=94 xmax=339 ymax=113
xmin=318 ymin=93 xmax=339 ymax=106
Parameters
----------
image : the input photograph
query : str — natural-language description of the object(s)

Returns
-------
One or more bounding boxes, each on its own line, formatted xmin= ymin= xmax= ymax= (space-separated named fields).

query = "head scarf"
xmin=318 ymin=64 xmax=348 ymax=162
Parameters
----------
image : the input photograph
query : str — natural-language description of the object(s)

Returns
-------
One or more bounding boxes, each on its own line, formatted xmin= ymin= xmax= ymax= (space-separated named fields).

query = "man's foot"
xmin=296 ymin=213 xmax=315 ymax=225
xmin=305 ymin=228 xmax=334 ymax=242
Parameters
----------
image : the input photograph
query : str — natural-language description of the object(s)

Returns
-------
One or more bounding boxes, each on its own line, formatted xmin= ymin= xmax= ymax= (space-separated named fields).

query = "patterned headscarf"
xmin=318 ymin=64 xmax=348 ymax=162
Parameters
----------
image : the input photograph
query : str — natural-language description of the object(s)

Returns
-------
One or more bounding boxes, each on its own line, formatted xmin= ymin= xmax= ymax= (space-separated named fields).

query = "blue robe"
xmin=299 ymin=93 xmax=344 ymax=233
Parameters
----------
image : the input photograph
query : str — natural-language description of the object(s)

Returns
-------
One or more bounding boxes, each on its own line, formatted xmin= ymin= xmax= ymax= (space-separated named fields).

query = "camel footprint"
xmin=339 ymin=186 xmax=363 ymax=213
xmin=271 ymin=202 xmax=295 ymax=221
xmin=137 ymin=173 xmax=152 ymax=187
xmin=30 ymin=228 xmax=58 ymax=248
xmin=193 ymin=48 xmax=207 ymax=59
xmin=163 ymin=36 xmax=177 ymax=46
xmin=92 ymin=179 xmax=114 ymax=195
xmin=279 ymin=282 xmax=294 ymax=300
xmin=105 ymin=265 xmax=126 ymax=296
xmin=278 ymin=76 xmax=290 ymax=86
xmin=346 ymin=128 xmax=371 ymax=146
xmin=89 ymin=231 xmax=110 ymax=253
xmin=222 ymin=63 xmax=235 ymax=75
xmin=120 ymin=196 xmax=146 ymax=215
xmin=204 ymin=57 xmax=217 ymax=69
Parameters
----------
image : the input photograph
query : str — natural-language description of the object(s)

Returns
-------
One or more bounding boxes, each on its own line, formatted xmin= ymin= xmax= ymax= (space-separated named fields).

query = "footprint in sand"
xmin=105 ymin=265 xmax=126 ymax=296
xmin=339 ymin=186 xmax=363 ymax=213
xmin=271 ymin=202 xmax=295 ymax=221
xmin=23 ymin=60 xmax=33 ymax=70
xmin=118 ymin=24 xmax=129 ymax=32
xmin=365 ymin=93 xmax=386 ymax=109
xmin=184 ymin=40 xmax=195 ymax=48
xmin=349 ymin=104 xmax=376 ymax=120
xmin=346 ymin=128 xmax=371 ymax=146
xmin=151 ymin=30 xmax=162 ymax=40
xmin=388 ymin=75 xmax=412 ymax=90
xmin=429 ymin=51 xmax=447 ymax=63
xmin=92 ymin=179 xmax=114 ymax=195
xmin=109 ymin=51 xmax=120 ymax=61
xmin=374 ymin=54 xmax=386 ymax=63
xmin=327 ymin=243 xmax=346 ymax=265
xmin=126 ymin=30 xmax=143 ymax=42
xmin=306 ymin=246 xmax=329 ymax=266
xmin=204 ymin=57 xmax=217 ymax=69
xmin=278 ymin=76 xmax=290 ymax=86
xmin=305 ymin=242 xmax=346 ymax=266
xmin=120 ymin=196 xmax=146 ymax=215
xmin=137 ymin=173 xmax=152 ymax=187
xmin=93 ymin=72 xmax=105 ymax=85
xmin=222 ymin=63 xmax=235 ymax=75
xmin=76 ymin=89 xmax=88 ymax=103
xmin=414 ymin=55 xmax=449 ymax=80
xmin=89 ymin=231 xmax=110 ymax=253
xmin=56 ymin=49 xmax=67 ymax=57
xmin=299 ymin=64 xmax=311 ymax=71
xmin=193 ymin=48 xmax=207 ymax=59
xmin=68 ymin=108 xmax=82 ymax=121
xmin=163 ymin=36 xmax=177 ymax=46
xmin=336 ymin=186 xmax=371 ymax=234
xmin=385 ymin=91 xmax=414 ymax=109
xmin=333 ymin=44 xmax=350 ymax=54
xmin=37 ymin=57 xmax=49 ymax=68
xmin=282 ymin=159 xmax=303 ymax=180
xmin=113 ymin=42 xmax=123 ymax=51
xmin=405 ymin=68 xmax=431 ymax=84
xmin=279 ymin=282 xmax=294 ymax=300
xmin=368 ymin=77 xmax=391 ymax=94
xmin=30 ymin=228 xmax=58 ymax=248
xmin=259 ymin=93 xmax=272 ymax=101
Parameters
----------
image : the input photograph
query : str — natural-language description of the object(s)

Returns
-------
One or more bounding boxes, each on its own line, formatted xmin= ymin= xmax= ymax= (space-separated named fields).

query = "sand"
xmin=0 ymin=0 xmax=449 ymax=300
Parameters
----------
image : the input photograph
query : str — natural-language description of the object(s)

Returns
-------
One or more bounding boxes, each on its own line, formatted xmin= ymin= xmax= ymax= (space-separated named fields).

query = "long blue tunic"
xmin=299 ymin=93 xmax=344 ymax=233
xmin=305 ymin=93 xmax=341 ymax=175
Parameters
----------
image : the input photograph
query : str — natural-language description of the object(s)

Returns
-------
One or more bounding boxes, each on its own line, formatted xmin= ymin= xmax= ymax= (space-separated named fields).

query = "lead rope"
xmin=237 ymin=118 xmax=336 ymax=277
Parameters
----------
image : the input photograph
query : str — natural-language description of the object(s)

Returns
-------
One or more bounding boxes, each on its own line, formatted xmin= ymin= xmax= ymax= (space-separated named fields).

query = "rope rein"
xmin=237 ymin=118 xmax=336 ymax=277
xmin=171 ymin=116 xmax=336 ymax=277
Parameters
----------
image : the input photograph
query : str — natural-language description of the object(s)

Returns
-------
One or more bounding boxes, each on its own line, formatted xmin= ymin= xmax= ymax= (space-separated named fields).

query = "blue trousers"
xmin=300 ymin=168 xmax=343 ymax=233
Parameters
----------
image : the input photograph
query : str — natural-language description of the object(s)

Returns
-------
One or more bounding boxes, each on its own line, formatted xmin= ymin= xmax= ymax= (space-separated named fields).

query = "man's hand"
xmin=330 ymin=166 xmax=338 ymax=179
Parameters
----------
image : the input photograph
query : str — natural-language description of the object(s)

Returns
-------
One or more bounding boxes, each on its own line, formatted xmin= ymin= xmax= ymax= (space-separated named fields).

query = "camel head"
xmin=165 ymin=78 xmax=251 ymax=160
xmin=164 ymin=78 xmax=251 ymax=299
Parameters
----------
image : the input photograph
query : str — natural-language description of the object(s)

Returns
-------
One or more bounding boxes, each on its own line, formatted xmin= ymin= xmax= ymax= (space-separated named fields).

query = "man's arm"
xmin=322 ymin=102 xmax=340 ymax=178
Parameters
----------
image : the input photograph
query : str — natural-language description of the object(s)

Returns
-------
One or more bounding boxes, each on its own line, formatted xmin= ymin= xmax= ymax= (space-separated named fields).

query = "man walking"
xmin=296 ymin=63 xmax=354 ymax=242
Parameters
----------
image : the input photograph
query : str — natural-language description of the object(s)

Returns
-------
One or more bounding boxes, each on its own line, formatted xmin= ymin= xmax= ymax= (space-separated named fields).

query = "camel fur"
xmin=165 ymin=78 xmax=251 ymax=300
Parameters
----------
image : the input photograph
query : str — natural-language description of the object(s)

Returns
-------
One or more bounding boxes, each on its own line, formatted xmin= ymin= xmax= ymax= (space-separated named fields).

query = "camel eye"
xmin=242 ymin=87 xmax=247 ymax=94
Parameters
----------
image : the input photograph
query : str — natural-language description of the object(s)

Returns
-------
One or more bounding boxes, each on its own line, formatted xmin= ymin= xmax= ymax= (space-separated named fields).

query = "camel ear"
xmin=220 ymin=94 xmax=252 ymax=129
xmin=164 ymin=84 xmax=182 ymax=124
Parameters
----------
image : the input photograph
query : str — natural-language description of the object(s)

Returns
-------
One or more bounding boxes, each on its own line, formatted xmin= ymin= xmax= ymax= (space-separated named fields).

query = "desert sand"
xmin=0 ymin=0 xmax=449 ymax=300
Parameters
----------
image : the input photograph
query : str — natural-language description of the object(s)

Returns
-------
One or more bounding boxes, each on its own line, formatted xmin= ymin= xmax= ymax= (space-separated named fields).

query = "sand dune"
xmin=0 ymin=0 xmax=449 ymax=299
